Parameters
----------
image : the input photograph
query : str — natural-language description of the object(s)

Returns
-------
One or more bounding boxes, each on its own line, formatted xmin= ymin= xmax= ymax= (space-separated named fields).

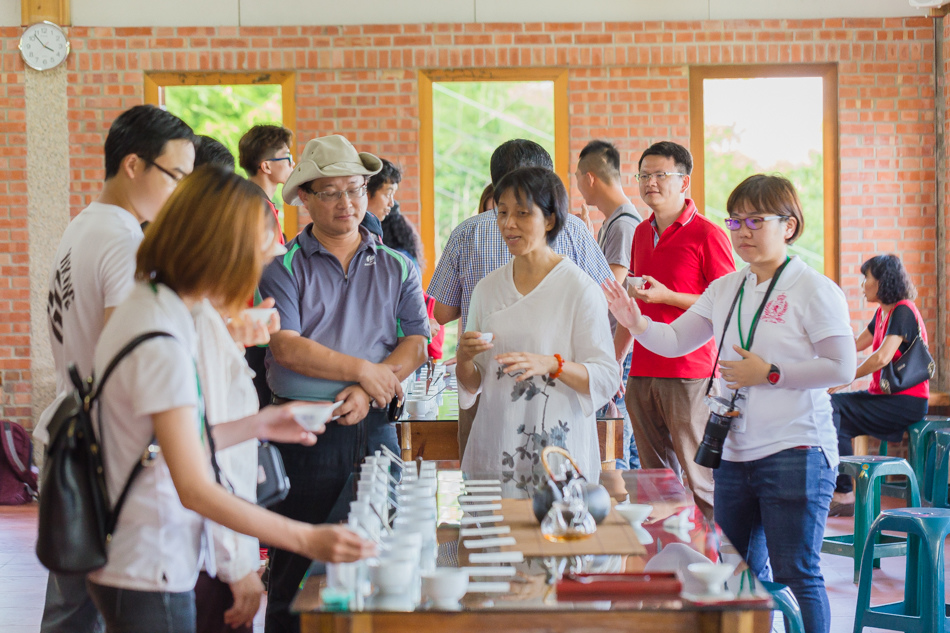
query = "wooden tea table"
xmin=293 ymin=467 xmax=772 ymax=633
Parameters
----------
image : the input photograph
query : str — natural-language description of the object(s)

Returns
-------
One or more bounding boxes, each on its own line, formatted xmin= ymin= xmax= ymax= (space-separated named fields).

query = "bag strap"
xmin=0 ymin=421 xmax=37 ymax=489
xmin=599 ymin=212 xmax=639 ymax=246
xmin=93 ymin=331 xmax=174 ymax=539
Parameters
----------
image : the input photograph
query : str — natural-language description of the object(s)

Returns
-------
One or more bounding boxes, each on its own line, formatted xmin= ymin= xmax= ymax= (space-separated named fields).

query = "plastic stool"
xmin=853 ymin=507 xmax=950 ymax=633
xmin=923 ymin=429 xmax=950 ymax=507
xmin=760 ymin=580 xmax=805 ymax=633
xmin=822 ymin=455 xmax=920 ymax=582
xmin=883 ymin=417 xmax=950 ymax=500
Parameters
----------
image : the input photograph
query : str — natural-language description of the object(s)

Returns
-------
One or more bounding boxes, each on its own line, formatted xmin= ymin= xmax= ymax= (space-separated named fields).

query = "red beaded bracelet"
xmin=550 ymin=353 xmax=565 ymax=380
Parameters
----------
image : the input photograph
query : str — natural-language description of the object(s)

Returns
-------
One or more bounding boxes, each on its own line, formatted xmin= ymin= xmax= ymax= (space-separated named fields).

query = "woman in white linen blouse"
xmin=604 ymin=174 xmax=855 ymax=633
xmin=456 ymin=167 xmax=618 ymax=489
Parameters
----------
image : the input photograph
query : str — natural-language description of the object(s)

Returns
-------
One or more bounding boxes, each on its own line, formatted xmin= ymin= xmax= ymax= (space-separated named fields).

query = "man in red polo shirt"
xmin=614 ymin=141 xmax=734 ymax=520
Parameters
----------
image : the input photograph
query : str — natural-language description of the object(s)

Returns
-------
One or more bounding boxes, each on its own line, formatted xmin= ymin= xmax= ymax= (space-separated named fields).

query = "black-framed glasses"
xmin=724 ymin=215 xmax=787 ymax=231
xmin=265 ymin=156 xmax=294 ymax=167
xmin=146 ymin=159 xmax=184 ymax=184
xmin=635 ymin=171 xmax=686 ymax=183
xmin=303 ymin=184 xmax=368 ymax=203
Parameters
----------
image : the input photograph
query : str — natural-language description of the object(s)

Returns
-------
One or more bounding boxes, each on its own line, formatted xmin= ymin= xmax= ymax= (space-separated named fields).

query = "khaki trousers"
xmin=625 ymin=376 xmax=715 ymax=521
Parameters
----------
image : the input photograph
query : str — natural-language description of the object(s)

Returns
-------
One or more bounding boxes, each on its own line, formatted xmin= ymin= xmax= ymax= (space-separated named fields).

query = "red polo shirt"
xmin=629 ymin=199 xmax=735 ymax=378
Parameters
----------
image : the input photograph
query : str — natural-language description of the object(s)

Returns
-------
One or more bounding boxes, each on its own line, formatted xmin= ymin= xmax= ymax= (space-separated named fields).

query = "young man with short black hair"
xmin=38 ymin=104 xmax=196 ymax=633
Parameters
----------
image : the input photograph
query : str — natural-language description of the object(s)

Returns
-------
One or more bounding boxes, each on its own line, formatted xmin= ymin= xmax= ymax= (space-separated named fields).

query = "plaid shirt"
xmin=427 ymin=211 xmax=613 ymax=331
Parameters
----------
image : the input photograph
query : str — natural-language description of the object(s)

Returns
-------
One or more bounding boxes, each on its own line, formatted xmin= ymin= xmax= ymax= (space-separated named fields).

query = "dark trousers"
xmin=264 ymin=409 xmax=391 ymax=633
xmin=87 ymin=581 xmax=196 ymax=633
xmin=832 ymin=391 xmax=928 ymax=493
xmin=194 ymin=572 xmax=252 ymax=633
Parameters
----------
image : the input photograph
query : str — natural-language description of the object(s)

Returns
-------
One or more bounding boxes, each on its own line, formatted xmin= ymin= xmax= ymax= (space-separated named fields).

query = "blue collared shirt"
xmin=427 ymin=212 xmax=613 ymax=331
xmin=259 ymin=225 xmax=430 ymax=401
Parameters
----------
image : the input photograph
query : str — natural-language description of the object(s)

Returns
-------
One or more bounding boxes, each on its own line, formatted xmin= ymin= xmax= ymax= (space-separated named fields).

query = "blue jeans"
xmin=42 ymin=571 xmax=103 ymax=633
xmin=87 ymin=581 xmax=196 ymax=633
xmin=713 ymin=447 xmax=835 ymax=633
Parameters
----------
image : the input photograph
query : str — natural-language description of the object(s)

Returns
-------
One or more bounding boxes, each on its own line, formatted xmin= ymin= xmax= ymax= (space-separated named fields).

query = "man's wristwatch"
xmin=767 ymin=364 xmax=781 ymax=386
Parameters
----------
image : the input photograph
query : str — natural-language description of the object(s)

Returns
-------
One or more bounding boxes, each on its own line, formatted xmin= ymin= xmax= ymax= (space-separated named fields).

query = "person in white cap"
xmin=257 ymin=134 xmax=429 ymax=632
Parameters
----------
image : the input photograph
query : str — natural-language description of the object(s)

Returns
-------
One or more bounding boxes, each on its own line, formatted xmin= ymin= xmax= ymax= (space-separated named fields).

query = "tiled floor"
xmin=0 ymin=501 xmax=942 ymax=632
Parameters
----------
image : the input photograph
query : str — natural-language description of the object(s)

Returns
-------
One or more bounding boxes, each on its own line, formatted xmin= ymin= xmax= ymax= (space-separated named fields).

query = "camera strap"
xmin=705 ymin=257 xmax=792 ymax=402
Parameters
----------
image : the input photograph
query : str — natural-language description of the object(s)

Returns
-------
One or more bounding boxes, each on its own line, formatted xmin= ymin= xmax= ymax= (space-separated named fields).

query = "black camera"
xmin=694 ymin=396 xmax=739 ymax=469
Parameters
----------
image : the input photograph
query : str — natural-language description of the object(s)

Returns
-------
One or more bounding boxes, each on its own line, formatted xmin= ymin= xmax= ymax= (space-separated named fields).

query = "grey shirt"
xmin=597 ymin=201 xmax=641 ymax=333
xmin=259 ymin=225 xmax=430 ymax=401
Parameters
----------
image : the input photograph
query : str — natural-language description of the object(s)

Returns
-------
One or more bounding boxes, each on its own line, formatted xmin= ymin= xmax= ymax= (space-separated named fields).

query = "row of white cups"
xmin=323 ymin=449 xmax=469 ymax=611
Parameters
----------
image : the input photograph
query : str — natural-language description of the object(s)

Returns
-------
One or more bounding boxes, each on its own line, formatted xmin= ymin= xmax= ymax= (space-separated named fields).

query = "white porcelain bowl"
xmin=422 ymin=568 xmax=469 ymax=608
xmin=243 ymin=307 xmax=278 ymax=324
xmin=370 ymin=558 xmax=415 ymax=596
xmin=614 ymin=502 xmax=653 ymax=526
xmin=686 ymin=562 xmax=735 ymax=595
xmin=292 ymin=401 xmax=343 ymax=432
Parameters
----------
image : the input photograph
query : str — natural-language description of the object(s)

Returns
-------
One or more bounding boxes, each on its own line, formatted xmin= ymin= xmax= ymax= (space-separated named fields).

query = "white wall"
xmin=3 ymin=0 xmax=927 ymax=28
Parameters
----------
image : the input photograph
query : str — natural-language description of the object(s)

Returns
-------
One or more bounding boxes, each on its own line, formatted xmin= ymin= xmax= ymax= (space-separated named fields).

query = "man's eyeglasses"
xmin=146 ymin=159 xmax=184 ymax=184
xmin=724 ymin=215 xmax=787 ymax=231
xmin=265 ymin=156 xmax=294 ymax=167
xmin=303 ymin=184 xmax=368 ymax=203
xmin=635 ymin=171 xmax=686 ymax=183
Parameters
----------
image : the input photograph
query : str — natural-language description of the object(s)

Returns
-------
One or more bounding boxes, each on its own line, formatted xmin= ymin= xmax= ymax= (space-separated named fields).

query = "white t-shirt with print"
xmin=36 ymin=202 xmax=143 ymax=444
xmin=689 ymin=256 xmax=853 ymax=466
xmin=87 ymin=282 xmax=207 ymax=593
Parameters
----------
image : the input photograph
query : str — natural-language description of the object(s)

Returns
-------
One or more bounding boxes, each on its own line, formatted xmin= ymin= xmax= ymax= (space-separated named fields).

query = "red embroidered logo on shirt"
xmin=761 ymin=294 xmax=788 ymax=324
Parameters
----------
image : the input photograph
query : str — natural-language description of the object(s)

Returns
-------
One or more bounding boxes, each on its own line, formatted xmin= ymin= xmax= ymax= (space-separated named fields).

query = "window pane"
xmin=432 ymin=81 xmax=555 ymax=259
xmin=703 ymin=77 xmax=824 ymax=272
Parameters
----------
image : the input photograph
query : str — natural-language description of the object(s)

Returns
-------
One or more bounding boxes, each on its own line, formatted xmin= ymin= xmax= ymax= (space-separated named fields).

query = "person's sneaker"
xmin=828 ymin=499 xmax=855 ymax=517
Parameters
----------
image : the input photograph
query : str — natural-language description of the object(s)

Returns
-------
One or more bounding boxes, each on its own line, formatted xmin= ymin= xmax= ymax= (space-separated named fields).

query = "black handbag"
xmin=36 ymin=332 xmax=172 ymax=574
xmin=879 ymin=334 xmax=935 ymax=394
xmin=256 ymin=441 xmax=290 ymax=508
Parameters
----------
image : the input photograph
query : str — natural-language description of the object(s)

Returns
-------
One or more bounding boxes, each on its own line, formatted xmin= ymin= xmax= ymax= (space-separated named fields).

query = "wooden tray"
xmin=492 ymin=498 xmax=647 ymax=558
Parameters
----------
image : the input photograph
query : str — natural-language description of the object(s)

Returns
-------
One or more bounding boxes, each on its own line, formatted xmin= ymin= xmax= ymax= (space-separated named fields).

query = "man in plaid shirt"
xmin=428 ymin=139 xmax=612 ymax=459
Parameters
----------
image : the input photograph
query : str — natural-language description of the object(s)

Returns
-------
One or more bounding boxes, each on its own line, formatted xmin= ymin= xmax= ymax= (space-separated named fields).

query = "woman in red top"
xmin=829 ymin=254 xmax=930 ymax=516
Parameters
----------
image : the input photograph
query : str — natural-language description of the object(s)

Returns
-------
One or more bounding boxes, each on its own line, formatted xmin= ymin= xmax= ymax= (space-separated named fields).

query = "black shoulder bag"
xmin=879 ymin=307 xmax=935 ymax=394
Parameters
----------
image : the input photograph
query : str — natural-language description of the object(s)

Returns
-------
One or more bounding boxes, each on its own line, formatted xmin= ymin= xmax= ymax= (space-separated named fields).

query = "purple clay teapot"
xmin=531 ymin=446 xmax=612 ymax=525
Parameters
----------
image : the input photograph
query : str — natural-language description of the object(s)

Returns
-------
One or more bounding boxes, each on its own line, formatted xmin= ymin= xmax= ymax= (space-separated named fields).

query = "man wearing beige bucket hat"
xmin=258 ymin=134 xmax=429 ymax=631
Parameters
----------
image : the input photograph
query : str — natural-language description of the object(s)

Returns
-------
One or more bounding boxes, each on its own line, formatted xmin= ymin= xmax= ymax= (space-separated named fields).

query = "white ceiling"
xmin=3 ymin=0 xmax=928 ymax=28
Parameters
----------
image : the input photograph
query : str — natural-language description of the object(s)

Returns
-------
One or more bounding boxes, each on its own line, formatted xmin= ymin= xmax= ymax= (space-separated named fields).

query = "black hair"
xmin=194 ymin=135 xmax=235 ymax=172
xmin=638 ymin=141 xmax=693 ymax=175
xmin=381 ymin=202 xmax=425 ymax=270
xmin=861 ymin=254 xmax=917 ymax=304
xmin=489 ymin=139 xmax=554 ymax=186
xmin=578 ymin=140 xmax=621 ymax=183
xmin=103 ymin=105 xmax=196 ymax=179
xmin=238 ymin=124 xmax=293 ymax=176
xmin=367 ymin=158 xmax=402 ymax=198
xmin=493 ymin=167 xmax=567 ymax=245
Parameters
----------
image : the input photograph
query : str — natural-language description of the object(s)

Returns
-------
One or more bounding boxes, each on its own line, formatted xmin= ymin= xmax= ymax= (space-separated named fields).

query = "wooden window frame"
xmin=418 ymin=68 xmax=569 ymax=287
xmin=144 ymin=71 xmax=299 ymax=237
xmin=688 ymin=64 xmax=839 ymax=281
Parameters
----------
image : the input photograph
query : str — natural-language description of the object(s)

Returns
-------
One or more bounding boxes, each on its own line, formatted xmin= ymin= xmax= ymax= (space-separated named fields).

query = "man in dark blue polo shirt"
xmin=258 ymin=134 xmax=429 ymax=632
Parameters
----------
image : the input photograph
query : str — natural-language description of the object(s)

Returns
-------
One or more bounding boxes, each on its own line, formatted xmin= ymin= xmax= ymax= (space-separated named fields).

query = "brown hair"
xmin=726 ymin=174 xmax=804 ymax=244
xmin=136 ymin=166 xmax=269 ymax=314
xmin=478 ymin=183 xmax=494 ymax=214
xmin=238 ymin=124 xmax=293 ymax=176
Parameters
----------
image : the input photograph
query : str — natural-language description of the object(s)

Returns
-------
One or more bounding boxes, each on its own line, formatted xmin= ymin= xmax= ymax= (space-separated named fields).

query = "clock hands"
xmin=33 ymin=33 xmax=54 ymax=52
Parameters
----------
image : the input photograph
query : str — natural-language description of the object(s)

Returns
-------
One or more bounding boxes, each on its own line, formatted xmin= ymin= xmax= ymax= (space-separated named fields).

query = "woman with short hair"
xmin=604 ymin=174 xmax=855 ymax=633
xmin=86 ymin=166 xmax=374 ymax=633
xmin=828 ymin=254 xmax=930 ymax=516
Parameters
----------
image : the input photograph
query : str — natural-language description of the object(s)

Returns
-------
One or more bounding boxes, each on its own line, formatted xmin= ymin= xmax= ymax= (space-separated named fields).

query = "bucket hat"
xmin=282 ymin=134 xmax=382 ymax=205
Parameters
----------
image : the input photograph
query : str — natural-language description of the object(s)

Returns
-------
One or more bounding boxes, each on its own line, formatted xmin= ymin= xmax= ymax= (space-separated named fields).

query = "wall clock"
xmin=19 ymin=21 xmax=70 ymax=71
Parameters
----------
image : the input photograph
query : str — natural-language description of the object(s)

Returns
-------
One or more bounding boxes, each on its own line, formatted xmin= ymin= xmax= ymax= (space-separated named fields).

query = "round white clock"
xmin=19 ymin=21 xmax=70 ymax=71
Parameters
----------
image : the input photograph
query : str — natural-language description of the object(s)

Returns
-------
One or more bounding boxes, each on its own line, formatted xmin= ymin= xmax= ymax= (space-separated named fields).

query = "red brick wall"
xmin=0 ymin=17 xmax=940 ymax=425
xmin=0 ymin=29 xmax=30 ymax=423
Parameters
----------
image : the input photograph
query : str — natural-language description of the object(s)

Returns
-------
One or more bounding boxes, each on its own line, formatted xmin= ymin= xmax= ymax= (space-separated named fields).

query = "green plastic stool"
xmin=882 ymin=417 xmax=950 ymax=500
xmin=760 ymin=580 xmax=805 ymax=633
xmin=853 ymin=508 xmax=950 ymax=633
xmin=923 ymin=429 xmax=950 ymax=507
xmin=822 ymin=455 xmax=920 ymax=582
